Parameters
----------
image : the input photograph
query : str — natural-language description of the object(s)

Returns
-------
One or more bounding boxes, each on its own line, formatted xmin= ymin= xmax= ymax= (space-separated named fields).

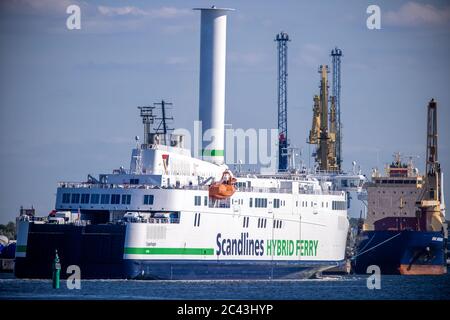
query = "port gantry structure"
xmin=307 ymin=48 xmax=343 ymax=173
xmin=308 ymin=65 xmax=339 ymax=172
xmin=275 ymin=32 xmax=290 ymax=172
xmin=331 ymin=47 xmax=343 ymax=171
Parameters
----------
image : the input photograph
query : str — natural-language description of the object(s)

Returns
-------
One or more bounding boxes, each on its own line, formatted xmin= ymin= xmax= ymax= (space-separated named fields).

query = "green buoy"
xmin=52 ymin=249 xmax=61 ymax=289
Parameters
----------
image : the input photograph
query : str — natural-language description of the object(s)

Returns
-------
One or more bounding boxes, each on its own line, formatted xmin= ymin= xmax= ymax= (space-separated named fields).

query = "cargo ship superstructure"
xmin=14 ymin=7 xmax=353 ymax=280
xmin=352 ymin=100 xmax=447 ymax=275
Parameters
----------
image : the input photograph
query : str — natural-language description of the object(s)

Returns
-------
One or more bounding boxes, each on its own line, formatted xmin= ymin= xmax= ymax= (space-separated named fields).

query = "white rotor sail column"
xmin=195 ymin=7 xmax=233 ymax=165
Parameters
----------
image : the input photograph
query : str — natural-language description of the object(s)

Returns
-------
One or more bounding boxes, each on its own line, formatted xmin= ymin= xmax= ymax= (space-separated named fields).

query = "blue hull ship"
xmin=352 ymin=135 xmax=447 ymax=275
xmin=352 ymin=230 xmax=447 ymax=275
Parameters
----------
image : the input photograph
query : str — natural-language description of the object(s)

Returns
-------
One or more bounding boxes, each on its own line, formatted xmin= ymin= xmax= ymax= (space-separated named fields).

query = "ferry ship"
xmin=352 ymin=100 xmax=447 ymax=275
xmin=14 ymin=7 xmax=362 ymax=280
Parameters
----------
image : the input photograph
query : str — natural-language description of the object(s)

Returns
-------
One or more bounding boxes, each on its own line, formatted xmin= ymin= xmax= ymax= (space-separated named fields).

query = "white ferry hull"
xmin=122 ymin=201 xmax=349 ymax=279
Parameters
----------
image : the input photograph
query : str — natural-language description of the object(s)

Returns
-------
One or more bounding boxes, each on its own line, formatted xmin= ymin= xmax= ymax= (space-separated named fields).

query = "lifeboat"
xmin=209 ymin=170 xmax=237 ymax=199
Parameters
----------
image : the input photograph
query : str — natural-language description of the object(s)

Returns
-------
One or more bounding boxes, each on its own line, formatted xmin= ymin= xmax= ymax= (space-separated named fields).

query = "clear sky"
xmin=0 ymin=0 xmax=449 ymax=223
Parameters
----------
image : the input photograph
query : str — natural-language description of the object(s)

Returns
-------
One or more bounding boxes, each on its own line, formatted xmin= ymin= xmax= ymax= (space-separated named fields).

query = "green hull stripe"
xmin=16 ymin=245 xmax=27 ymax=253
xmin=124 ymin=247 xmax=214 ymax=255
xmin=202 ymin=149 xmax=224 ymax=157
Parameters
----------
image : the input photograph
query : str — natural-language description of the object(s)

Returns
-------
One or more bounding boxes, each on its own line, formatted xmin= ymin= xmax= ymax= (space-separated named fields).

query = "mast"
xmin=331 ymin=47 xmax=343 ymax=171
xmin=154 ymin=100 xmax=174 ymax=146
xmin=275 ymin=32 xmax=290 ymax=172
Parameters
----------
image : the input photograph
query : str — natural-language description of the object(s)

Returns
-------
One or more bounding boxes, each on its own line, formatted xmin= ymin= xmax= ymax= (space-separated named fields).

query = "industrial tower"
xmin=416 ymin=99 xmax=446 ymax=232
xmin=275 ymin=32 xmax=290 ymax=172
xmin=331 ymin=47 xmax=343 ymax=171
xmin=307 ymin=65 xmax=339 ymax=172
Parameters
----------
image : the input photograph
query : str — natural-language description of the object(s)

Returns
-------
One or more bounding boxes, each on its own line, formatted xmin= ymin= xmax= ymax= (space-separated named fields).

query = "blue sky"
xmin=0 ymin=0 xmax=449 ymax=223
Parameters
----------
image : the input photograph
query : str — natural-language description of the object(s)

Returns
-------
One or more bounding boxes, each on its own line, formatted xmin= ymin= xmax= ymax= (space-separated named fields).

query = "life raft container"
xmin=208 ymin=170 xmax=237 ymax=199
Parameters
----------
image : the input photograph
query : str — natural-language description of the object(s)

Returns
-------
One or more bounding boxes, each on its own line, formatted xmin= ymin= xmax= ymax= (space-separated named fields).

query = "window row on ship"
xmin=61 ymin=192 xmax=150 ymax=205
xmin=61 ymin=192 xmax=346 ymax=211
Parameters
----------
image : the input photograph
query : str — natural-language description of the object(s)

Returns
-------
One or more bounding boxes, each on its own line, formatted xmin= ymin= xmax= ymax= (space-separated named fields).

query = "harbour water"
xmin=0 ymin=273 xmax=449 ymax=300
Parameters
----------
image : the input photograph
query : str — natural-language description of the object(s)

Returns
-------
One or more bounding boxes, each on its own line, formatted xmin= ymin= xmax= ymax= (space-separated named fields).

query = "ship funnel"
xmin=194 ymin=6 xmax=234 ymax=165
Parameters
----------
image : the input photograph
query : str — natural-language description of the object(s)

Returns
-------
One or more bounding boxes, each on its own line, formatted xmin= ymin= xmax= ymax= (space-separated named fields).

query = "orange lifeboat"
xmin=209 ymin=170 xmax=237 ymax=199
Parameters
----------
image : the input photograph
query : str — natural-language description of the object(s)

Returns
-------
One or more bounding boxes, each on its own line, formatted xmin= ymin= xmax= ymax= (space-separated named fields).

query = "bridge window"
xmin=144 ymin=195 xmax=154 ymax=205
xmin=62 ymin=193 xmax=70 ymax=204
xmin=121 ymin=194 xmax=131 ymax=205
xmin=101 ymin=194 xmax=110 ymax=204
xmin=111 ymin=194 xmax=120 ymax=204
xmin=194 ymin=196 xmax=201 ymax=206
xmin=80 ymin=193 xmax=90 ymax=204
xmin=130 ymin=179 xmax=139 ymax=185
xmin=91 ymin=194 xmax=100 ymax=204
xmin=71 ymin=193 xmax=80 ymax=204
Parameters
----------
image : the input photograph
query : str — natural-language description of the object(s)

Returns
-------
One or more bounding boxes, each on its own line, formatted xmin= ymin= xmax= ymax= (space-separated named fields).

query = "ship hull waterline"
xmin=352 ymin=230 xmax=447 ymax=275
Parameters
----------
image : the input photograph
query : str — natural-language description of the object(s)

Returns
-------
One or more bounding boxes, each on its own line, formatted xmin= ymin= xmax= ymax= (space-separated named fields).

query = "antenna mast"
xmin=331 ymin=47 xmax=343 ymax=171
xmin=275 ymin=32 xmax=290 ymax=172
xmin=154 ymin=100 xmax=174 ymax=145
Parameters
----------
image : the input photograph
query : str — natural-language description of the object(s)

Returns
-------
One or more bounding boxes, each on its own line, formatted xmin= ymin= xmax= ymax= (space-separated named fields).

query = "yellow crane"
xmin=308 ymin=95 xmax=320 ymax=145
xmin=308 ymin=65 xmax=338 ymax=172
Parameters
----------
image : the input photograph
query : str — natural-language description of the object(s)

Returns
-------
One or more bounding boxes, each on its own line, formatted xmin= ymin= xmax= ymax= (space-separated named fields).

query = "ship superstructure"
xmin=362 ymin=153 xmax=425 ymax=232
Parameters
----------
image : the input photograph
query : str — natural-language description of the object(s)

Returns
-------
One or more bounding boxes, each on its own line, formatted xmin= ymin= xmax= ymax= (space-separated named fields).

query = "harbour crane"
xmin=416 ymin=99 xmax=446 ymax=234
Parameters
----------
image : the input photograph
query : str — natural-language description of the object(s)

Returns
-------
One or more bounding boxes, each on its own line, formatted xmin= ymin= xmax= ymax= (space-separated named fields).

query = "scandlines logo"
xmin=216 ymin=232 xmax=264 ymax=256
xmin=216 ymin=233 xmax=319 ymax=257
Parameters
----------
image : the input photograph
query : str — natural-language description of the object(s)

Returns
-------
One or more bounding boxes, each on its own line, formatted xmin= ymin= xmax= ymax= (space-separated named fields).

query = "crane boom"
xmin=416 ymin=99 xmax=446 ymax=232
